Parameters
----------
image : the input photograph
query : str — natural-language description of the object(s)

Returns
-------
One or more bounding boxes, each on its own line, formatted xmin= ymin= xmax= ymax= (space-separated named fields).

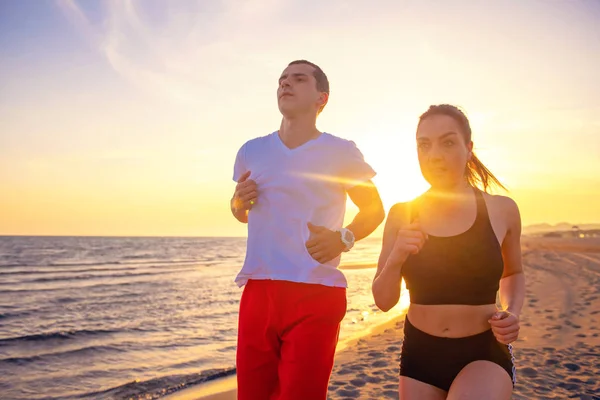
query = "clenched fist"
xmin=489 ymin=310 xmax=520 ymax=344
xmin=305 ymin=222 xmax=346 ymax=264
xmin=232 ymin=171 xmax=258 ymax=212
xmin=387 ymin=221 xmax=428 ymax=267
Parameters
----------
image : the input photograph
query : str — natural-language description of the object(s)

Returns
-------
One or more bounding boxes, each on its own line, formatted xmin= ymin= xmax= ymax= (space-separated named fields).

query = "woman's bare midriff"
xmin=407 ymin=303 xmax=498 ymax=338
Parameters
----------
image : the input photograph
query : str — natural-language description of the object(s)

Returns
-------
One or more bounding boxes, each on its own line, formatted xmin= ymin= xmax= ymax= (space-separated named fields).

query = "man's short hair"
xmin=288 ymin=60 xmax=329 ymax=94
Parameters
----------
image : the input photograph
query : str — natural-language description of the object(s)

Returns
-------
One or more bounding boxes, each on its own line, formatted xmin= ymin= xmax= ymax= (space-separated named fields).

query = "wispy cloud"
xmin=55 ymin=0 xmax=99 ymax=43
xmin=55 ymin=0 xmax=290 ymax=106
xmin=53 ymin=0 xmax=600 ymax=117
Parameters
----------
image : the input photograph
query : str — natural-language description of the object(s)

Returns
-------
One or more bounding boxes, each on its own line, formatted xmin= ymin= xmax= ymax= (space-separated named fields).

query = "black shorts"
xmin=399 ymin=316 xmax=516 ymax=392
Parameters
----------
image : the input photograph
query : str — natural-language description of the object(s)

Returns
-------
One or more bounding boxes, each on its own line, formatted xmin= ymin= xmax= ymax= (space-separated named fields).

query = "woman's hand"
xmin=489 ymin=310 xmax=520 ymax=344
xmin=386 ymin=221 xmax=428 ymax=268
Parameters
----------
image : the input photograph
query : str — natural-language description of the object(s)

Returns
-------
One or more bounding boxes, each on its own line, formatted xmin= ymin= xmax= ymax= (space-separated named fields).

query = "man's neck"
xmin=278 ymin=115 xmax=321 ymax=150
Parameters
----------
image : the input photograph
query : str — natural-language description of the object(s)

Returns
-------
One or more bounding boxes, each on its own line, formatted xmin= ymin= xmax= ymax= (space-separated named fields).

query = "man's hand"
xmin=305 ymin=222 xmax=346 ymax=264
xmin=489 ymin=310 xmax=520 ymax=344
xmin=232 ymin=171 xmax=257 ymax=212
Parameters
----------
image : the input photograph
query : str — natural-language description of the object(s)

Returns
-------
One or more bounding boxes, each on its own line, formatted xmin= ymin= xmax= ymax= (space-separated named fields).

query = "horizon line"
xmin=2 ymin=222 xmax=600 ymax=239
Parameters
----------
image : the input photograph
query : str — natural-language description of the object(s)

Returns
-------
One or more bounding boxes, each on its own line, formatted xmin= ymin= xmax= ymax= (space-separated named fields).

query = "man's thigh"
xmin=276 ymin=283 xmax=347 ymax=400
xmin=236 ymin=280 xmax=280 ymax=400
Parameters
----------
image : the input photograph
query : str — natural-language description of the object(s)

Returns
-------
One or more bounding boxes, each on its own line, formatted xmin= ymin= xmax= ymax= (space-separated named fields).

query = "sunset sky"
xmin=1 ymin=0 xmax=599 ymax=237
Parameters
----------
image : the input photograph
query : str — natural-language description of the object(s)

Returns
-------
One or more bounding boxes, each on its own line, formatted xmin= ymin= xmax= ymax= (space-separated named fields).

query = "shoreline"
xmin=162 ymin=261 xmax=387 ymax=399
xmin=162 ymin=375 xmax=238 ymax=400
xmin=162 ymin=313 xmax=406 ymax=400
xmin=338 ymin=262 xmax=377 ymax=270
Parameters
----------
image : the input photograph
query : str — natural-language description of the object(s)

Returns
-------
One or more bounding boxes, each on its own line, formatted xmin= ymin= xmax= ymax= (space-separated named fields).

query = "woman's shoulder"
xmin=481 ymin=192 xmax=520 ymax=221
xmin=387 ymin=197 xmax=422 ymax=224
xmin=389 ymin=201 xmax=409 ymax=216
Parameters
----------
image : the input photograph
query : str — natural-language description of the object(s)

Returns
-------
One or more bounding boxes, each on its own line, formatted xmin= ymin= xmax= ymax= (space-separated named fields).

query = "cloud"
xmin=55 ymin=0 xmax=99 ymax=42
xmin=55 ymin=0 xmax=291 ymax=106
xmin=56 ymin=0 xmax=599 ymax=118
xmin=55 ymin=0 xmax=420 ymax=106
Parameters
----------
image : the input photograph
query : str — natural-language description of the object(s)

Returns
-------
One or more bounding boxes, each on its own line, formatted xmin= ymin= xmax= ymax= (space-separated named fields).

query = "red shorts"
xmin=236 ymin=279 xmax=347 ymax=400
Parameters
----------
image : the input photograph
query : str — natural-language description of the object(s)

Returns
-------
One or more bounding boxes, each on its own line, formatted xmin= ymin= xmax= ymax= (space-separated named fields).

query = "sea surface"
xmin=0 ymin=236 xmax=405 ymax=400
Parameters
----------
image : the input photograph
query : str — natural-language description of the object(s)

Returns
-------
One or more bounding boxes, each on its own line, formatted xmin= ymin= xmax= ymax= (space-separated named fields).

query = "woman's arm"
xmin=499 ymin=197 xmax=526 ymax=317
xmin=372 ymin=203 xmax=407 ymax=312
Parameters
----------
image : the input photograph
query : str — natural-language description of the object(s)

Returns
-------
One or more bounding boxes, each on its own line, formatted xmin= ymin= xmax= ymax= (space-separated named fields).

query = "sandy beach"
xmin=166 ymin=237 xmax=600 ymax=399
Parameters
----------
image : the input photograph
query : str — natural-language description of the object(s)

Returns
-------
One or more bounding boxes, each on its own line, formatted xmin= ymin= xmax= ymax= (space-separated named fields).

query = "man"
xmin=230 ymin=59 xmax=385 ymax=400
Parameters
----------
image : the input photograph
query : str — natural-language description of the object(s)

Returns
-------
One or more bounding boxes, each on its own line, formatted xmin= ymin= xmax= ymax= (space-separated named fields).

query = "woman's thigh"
xmin=399 ymin=376 xmax=447 ymax=400
xmin=447 ymin=360 xmax=513 ymax=400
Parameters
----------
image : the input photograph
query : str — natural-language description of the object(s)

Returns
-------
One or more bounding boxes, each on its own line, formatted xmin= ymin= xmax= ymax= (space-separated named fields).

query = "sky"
xmin=1 ymin=0 xmax=599 ymax=237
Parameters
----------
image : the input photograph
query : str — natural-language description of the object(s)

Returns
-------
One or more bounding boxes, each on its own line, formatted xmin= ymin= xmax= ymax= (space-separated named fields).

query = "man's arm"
xmin=231 ymin=197 xmax=249 ymax=223
xmin=230 ymin=170 xmax=257 ymax=224
xmin=305 ymin=180 xmax=385 ymax=263
xmin=345 ymin=180 xmax=385 ymax=241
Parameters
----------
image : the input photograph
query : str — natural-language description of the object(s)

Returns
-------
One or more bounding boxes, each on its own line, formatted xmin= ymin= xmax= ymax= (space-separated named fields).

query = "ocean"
xmin=0 ymin=236 xmax=405 ymax=400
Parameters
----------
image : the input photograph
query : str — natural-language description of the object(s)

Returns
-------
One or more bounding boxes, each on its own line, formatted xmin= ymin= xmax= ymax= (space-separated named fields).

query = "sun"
xmin=360 ymin=134 xmax=430 ymax=209
xmin=342 ymin=131 xmax=430 ymax=235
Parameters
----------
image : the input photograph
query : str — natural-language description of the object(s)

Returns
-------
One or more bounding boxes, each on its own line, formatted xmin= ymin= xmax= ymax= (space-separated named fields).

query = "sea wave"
xmin=72 ymin=367 xmax=237 ymax=400
xmin=0 ymin=344 xmax=127 ymax=366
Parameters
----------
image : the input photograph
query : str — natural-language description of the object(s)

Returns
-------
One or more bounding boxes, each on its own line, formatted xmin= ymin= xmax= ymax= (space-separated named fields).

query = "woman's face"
xmin=416 ymin=114 xmax=473 ymax=190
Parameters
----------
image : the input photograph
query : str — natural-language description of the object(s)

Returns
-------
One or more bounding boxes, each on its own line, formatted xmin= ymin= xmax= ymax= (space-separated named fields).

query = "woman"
xmin=372 ymin=104 xmax=525 ymax=400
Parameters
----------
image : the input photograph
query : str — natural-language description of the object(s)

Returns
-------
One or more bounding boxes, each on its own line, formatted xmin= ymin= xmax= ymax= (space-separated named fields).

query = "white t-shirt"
xmin=232 ymin=131 xmax=376 ymax=288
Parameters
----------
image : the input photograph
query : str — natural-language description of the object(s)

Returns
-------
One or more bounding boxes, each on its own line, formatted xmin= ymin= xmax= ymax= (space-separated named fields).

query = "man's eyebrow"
xmin=439 ymin=131 xmax=458 ymax=139
xmin=279 ymin=73 xmax=309 ymax=82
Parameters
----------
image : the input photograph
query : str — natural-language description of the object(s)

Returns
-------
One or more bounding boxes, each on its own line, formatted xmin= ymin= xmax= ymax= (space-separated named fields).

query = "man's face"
xmin=277 ymin=63 xmax=327 ymax=117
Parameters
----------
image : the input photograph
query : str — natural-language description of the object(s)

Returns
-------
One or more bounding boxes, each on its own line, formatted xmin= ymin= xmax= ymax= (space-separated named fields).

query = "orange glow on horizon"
xmin=1 ymin=1 xmax=599 ymax=237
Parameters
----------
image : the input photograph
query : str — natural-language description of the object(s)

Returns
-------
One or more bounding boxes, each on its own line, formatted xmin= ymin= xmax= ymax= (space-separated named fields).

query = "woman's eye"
xmin=418 ymin=143 xmax=430 ymax=150
xmin=444 ymin=140 xmax=454 ymax=147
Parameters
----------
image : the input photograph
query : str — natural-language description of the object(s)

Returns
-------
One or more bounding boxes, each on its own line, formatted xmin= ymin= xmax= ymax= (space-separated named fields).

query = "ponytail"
xmin=466 ymin=153 xmax=507 ymax=193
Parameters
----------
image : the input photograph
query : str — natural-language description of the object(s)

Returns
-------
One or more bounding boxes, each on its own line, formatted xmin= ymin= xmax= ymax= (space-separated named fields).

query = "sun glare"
xmin=396 ymin=279 xmax=411 ymax=313
xmin=361 ymin=134 xmax=430 ymax=207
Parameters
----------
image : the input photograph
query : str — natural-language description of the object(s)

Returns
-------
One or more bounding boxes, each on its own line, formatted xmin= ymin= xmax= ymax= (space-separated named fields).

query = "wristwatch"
xmin=338 ymin=228 xmax=355 ymax=252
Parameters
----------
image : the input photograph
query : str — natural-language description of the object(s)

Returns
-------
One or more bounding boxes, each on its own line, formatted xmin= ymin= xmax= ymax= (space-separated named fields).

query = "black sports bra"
xmin=401 ymin=188 xmax=504 ymax=306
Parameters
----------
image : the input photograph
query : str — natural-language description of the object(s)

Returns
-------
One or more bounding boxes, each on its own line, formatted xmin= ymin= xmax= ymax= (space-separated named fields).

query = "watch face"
xmin=343 ymin=231 xmax=353 ymax=242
